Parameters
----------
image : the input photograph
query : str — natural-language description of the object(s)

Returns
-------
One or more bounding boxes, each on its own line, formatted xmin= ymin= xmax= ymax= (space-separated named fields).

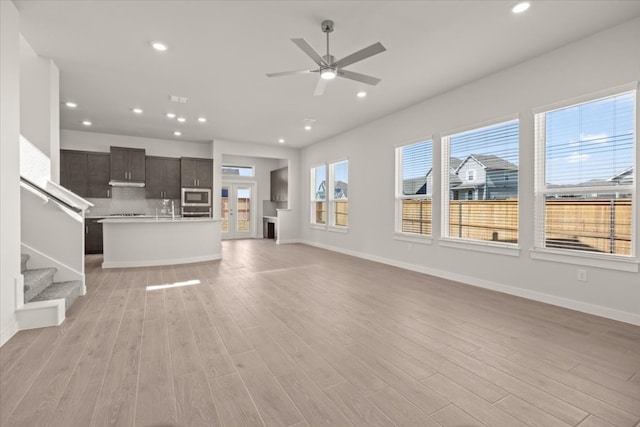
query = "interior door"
xmin=221 ymin=183 xmax=255 ymax=239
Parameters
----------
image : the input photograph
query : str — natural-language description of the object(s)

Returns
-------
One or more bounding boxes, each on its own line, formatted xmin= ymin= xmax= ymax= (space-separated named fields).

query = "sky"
xmin=401 ymin=91 xmax=634 ymax=187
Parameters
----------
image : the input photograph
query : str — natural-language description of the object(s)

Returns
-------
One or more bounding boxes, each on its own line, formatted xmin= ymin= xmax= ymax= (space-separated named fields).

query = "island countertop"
xmin=101 ymin=217 xmax=221 ymax=268
xmin=99 ymin=217 xmax=219 ymax=224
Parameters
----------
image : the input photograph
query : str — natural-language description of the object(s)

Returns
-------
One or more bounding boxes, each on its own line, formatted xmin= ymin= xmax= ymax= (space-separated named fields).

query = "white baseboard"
xmin=16 ymin=299 xmax=65 ymax=330
xmin=300 ymin=240 xmax=640 ymax=326
xmin=0 ymin=320 xmax=19 ymax=347
xmin=102 ymin=253 xmax=222 ymax=269
xmin=276 ymin=239 xmax=301 ymax=245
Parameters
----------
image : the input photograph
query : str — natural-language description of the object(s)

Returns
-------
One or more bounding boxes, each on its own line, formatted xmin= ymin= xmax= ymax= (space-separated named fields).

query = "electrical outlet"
xmin=577 ymin=269 xmax=587 ymax=282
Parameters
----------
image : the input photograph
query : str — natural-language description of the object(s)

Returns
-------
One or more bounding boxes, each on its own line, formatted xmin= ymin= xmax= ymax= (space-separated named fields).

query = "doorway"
xmin=221 ymin=183 xmax=256 ymax=239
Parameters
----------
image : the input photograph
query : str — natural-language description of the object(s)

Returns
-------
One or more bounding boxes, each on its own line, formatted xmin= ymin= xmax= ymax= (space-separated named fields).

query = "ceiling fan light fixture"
xmin=320 ymin=68 xmax=337 ymax=80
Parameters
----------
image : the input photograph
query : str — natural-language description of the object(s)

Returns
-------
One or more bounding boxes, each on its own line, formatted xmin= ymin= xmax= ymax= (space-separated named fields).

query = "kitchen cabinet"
xmin=60 ymin=150 xmax=88 ymax=196
xmin=181 ymin=157 xmax=213 ymax=188
xmin=270 ymin=166 xmax=288 ymax=202
xmin=87 ymin=153 xmax=111 ymax=198
xmin=110 ymin=146 xmax=145 ymax=183
xmin=145 ymin=156 xmax=181 ymax=199
xmin=60 ymin=150 xmax=111 ymax=198
xmin=85 ymin=218 xmax=103 ymax=254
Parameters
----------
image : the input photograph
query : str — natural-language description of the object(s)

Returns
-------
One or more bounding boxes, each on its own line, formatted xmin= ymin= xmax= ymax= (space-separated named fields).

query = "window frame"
xmin=533 ymin=84 xmax=638 ymax=266
xmin=310 ymin=163 xmax=328 ymax=228
xmin=328 ymin=158 xmax=349 ymax=231
xmin=395 ymin=139 xmax=434 ymax=242
xmin=441 ymin=116 xmax=521 ymax=252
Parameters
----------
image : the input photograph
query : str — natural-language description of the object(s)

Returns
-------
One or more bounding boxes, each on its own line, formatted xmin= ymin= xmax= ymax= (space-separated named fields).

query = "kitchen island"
xmin=99 ymin=217 xmax=221 ymax=268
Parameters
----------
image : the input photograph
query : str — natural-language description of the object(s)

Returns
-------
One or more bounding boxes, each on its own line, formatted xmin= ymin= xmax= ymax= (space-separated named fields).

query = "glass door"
xmin=221 ymin=183 xmax=255 ymax=239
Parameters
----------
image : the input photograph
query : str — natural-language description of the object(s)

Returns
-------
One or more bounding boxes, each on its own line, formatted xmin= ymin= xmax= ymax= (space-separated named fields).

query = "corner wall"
xmin=300 ymin=18 xmax=640 ymax=324
xmin=1 ymin=1 xmax=22 ymax=346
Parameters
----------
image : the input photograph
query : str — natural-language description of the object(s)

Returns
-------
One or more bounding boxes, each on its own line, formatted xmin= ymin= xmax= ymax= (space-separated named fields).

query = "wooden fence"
xmin=314 ymin=201 xmax=348 ymax=227
xmin=402 ymin=198 xmax=632 ymax=255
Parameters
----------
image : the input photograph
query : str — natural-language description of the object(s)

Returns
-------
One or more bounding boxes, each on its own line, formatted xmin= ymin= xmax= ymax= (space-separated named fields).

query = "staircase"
xmin=21 ymin=254 xmax=82 ymax=311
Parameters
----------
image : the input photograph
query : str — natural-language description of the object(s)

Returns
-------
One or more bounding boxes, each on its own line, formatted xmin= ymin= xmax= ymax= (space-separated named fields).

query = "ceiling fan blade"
xmin=333 ymin=42 xmax=386 ymax=68
xmin=266 ymin=69 xmax=313 ymax=78
xmin=337 ymin=69 xmax=381 ymax=86
xmin=291 ymin=38 xmax=327 ymax=66
xmin=313 ymin=78 xmax=328 ymax=96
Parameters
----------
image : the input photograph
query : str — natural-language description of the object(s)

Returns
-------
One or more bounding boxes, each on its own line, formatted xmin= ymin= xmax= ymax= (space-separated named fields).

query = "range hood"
xmin=108 ymin=180 xmax=145 ymax=188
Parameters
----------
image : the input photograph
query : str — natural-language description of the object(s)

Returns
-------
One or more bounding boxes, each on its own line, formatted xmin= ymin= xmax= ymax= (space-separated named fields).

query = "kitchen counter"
xmin=101 ymin=217 xmax=221 ymax=268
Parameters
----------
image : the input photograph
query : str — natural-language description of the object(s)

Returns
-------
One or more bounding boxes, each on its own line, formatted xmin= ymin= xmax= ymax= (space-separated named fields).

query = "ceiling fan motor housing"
xmin=321 ymin=20 xmax=334 ymax=33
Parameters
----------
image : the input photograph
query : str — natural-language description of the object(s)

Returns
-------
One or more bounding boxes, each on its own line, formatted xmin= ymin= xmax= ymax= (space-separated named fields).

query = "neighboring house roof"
xmin=335 ymin=180 xmax=348 ymax=198
xmin=455 ymin=154 xmax=518 ymax=173
xmin=403 ymin=177 xmax=426 ymax=195
xmin=608 ymin=166 xmax=633 ymax=185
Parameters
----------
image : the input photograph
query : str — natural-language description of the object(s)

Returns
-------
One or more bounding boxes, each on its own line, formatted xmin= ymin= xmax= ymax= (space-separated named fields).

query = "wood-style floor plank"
xmin=1 ymin=240 xmax=639 ymax=427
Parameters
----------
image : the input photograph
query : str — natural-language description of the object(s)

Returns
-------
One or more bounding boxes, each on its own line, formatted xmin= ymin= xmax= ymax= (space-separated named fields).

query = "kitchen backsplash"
xmin=86 ymin=187 xmax=180 ymax=216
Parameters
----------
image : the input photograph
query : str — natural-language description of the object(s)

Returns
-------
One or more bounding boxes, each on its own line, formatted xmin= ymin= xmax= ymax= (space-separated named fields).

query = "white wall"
xmin=1 ymin=0 xmax=22 ymax=346
xmin=20 ymin=36 xmax=60 ymax=182
xmin=300 ymin=18 xmax=640 ymax=324
xmin=214 ymin=139 xmax=300 ymax=242
xmin=60 ymin=129 xmax=213 ymax=159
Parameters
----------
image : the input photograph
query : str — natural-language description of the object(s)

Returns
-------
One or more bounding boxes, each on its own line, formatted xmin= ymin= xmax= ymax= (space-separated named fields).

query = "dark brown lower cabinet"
xmin=85 ymin=219 xmax=103 ymax=254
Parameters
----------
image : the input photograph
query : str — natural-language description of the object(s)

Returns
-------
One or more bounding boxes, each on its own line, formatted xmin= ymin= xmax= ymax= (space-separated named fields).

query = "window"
xmin=396 ymin=140 xmax=432 ymax=235
xmin=534 ymin=90 xmax=635 ymax=257
xmin=329 ymin=160 xmax=349 ymax=228
xmin=310 ymin=164 xmax=327 ymax=225
xmin=442 ymin=119 xmax=519 ymax=244
xmin=222 ymin=165 xmax=254 ymax=177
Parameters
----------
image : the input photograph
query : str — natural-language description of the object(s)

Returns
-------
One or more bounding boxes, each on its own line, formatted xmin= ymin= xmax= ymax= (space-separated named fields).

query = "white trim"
xmin=276 ymin=238 xmax=301 ymax=245
xmin=308 ymin=223 xmax=327 ymax=231
xmin=440 ymin=114 xmax=520 ymax=141
xmin=299 ymin=240 xmax=640 ymax=326
xmin=102 ymin=254 xmax=222 ymax=269
xmin=393 ymin=233 xmax=433 ymax=245
xmin=530 ymin=248 xmax=639 ymax=272
xmin=328 ymin=226 xmax=349 ymax=234
xmin=0 ymin=320 xmax=19 ymax=347
xmin=439 ymin=238 xmax=520 ymax=257
xmin=532 ymin=82 xmax=639 ymax=114
xmin=16 ymin=300 xmax=65 ymax=330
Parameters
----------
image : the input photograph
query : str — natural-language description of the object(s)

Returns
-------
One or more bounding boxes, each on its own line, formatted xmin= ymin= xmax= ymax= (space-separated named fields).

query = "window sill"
xmin=530 ymin=248 xmax=639 ymax=272
xmin=394 ymin=233 xmax=433 ymax=245
xmin=328 ymin=226 xmax=349 ymax=233
xmin=439 ymin=238 xmax=520 ymax=257
xmin=309 ymin=224 xmax=327 ymax=231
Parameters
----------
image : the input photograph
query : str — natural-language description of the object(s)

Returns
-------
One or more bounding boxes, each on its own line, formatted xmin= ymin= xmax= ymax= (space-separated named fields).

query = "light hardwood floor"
xmin=1 ymin=239 xmax=640 ymax=427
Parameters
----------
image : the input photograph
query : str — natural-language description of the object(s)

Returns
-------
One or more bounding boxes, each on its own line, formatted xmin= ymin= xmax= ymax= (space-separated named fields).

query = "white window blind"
xmin=442 ymin=119 xmax=519 ymax=244
xmin=397 ymin=140 xmax=433 ymax=235
xmin=310 ymin=164 xmax=327 ymax=225
xmin=534 ymin=90 xmax=635 ymax=256
xmin=329 ymin=160 xmax=349 ymax=228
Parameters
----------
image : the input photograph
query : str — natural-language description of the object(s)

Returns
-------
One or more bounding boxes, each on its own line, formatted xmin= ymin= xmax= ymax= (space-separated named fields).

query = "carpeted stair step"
xmin=21 ymin=254 xmax=30 ymax=273
xmin=23 ymin=267 xmax=57 ymax=303
xmin=31 ymin=280 xmax=83 ymax=311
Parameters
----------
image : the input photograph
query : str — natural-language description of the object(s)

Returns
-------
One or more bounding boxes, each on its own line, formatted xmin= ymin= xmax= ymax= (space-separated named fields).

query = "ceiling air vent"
xmin=169 ymin=95 xmax=188 ymax=104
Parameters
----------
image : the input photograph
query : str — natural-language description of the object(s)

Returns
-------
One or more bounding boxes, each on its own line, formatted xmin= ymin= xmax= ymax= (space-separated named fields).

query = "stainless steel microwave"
xmin=181 ymin=188 xmax=212 ymax=207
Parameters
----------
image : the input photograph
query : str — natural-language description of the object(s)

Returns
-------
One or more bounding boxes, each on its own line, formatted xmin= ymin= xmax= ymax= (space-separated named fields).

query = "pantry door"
xmin=221 ymin=183 xmax=255 ymax=239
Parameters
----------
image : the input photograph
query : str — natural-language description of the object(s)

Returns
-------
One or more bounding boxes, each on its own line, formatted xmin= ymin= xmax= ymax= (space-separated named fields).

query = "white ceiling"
xmin=14 ymin=1 xmax=640 ymax=148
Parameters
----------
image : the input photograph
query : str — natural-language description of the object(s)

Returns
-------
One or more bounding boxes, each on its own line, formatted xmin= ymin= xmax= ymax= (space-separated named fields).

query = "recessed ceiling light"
xmin=197 ymin=117 xmax=207 ymax=123
xmin=357 ymin=91 xmax=367 ymax=98
xmin=166 ymin=112 xmax=176 ymax=119
xmin=132 ymin=108 xmax=143 ymax=114
xmin=278 ymin=138 xmax=285 ymax=144
xmin=65 ymin=101 xmax=77 ymax=108
xmin=174 ymin=131 xmax=182 ymax=136
xmin=82 ymin=120 xmax=92 ymax=126
xmin=304 ymin=125 xmax=312 ymax=131
xmin=151 ymin=41 xmax=168 ymax=51
xmin=512 ymin=1 xmax=530 ymax=13
xmin=177 ymin=117 xmax=186 ymax=123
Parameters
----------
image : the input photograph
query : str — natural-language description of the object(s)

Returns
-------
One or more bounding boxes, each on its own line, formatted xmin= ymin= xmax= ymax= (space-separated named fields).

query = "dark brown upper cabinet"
xmin=145 ymin=156 xmax=181 ymax=199
xmin=180 ymin=157 xmax=213 ymax=188
xmin=110 ymin=146 xmax=145 ymax=183
xmin=60 ymin=150 xmax=111 ymax=198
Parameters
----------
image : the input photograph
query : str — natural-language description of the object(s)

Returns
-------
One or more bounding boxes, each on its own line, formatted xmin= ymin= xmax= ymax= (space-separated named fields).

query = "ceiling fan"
xmin=266 ymin=20 xmax=386 ymax=96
